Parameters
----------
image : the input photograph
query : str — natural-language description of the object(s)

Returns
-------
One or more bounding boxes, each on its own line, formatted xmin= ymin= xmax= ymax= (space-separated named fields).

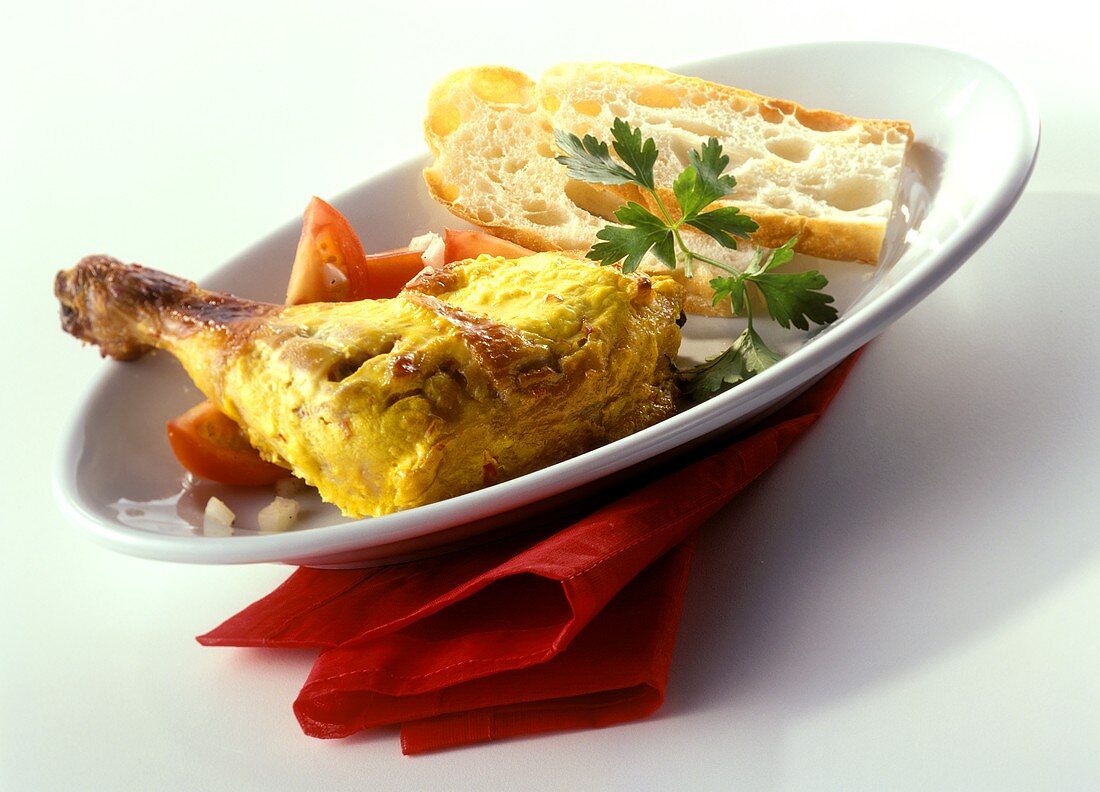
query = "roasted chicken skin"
xmin=56 ymin=252 xmax=685 ymax=517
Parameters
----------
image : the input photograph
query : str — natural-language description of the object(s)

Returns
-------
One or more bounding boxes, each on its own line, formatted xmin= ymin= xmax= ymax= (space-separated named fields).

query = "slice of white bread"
xmin=423 ymin=66 xmax=757 ymax=316
xmin=539 ymin=62 xmax=913 ymax=263
xmin=423 ymin=64 xmax=912 ymax=313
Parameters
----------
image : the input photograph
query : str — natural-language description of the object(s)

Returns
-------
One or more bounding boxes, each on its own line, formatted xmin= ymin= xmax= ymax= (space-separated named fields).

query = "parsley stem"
xmin=686 ymin=251 xmax=741 ymax=275
xmin=646 ymin=186 xmax=678 ymax=228
xmin=672 ymin=231 xmax=742 ymax=278
xmin=670 ymin=228 xmax=695 ymax=279
xmin=644 ymin=187 xmax=696 ymax=278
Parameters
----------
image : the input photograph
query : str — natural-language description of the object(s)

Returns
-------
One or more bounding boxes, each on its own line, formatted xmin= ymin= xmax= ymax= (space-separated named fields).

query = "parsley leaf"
xmin=588 ymin=203 xmax=674 ymax=273
xmin=729 ymin=238 xmax=838 ymax=331
xmin=673 ymin=139 xmax=736 ymax=218
xmin=751 ymin=269 xmax=837 ymax=330
xmin=609 ymin=118 xmax=658 ymax=191
xmin=680 ymin=327 xmax=783 ymax=400
xmin=707 ymin=238 xmax=837 ymax=329
xmin=709 ymin=275 xmax=745 ymax=315
xmin=684 ymin=205 xmax=757 ymax=249
xmin=760 ymin=235 xmax=797 ymax=271
xmin=553 ymin=118 xmax=659 ymax=190
xmin=553 ymin=129 xmax=636 ymax=186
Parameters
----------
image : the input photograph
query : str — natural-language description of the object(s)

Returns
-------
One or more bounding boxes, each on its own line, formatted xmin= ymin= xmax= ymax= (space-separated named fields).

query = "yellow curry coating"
xmin=56 ymin=252 xmax=685 ymax=517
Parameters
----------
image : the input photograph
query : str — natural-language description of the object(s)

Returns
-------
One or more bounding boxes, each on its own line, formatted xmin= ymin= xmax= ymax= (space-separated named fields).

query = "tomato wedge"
xmin=285 ymin=196 xmax=371 ymax=304
xmin=443 ymin=228 xmax=534 ymax=263
xmin=355 ymin=246 xmax=431 ymax=298
xmin=166 ymin=401 xmax=287 ymax=487
xmin=285 ymin=196 xmax=432 ymax=304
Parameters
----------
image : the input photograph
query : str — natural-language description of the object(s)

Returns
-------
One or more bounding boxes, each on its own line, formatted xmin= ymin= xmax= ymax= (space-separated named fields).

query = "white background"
xmin=3 ymin=1 xmax=1098 ymax=789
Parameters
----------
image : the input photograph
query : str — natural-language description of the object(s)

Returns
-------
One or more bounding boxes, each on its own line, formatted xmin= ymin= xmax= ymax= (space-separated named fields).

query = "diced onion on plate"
xmin=203 ymin=497 xmax=235 ymax=536
xmin=258 ymin=496 xmax=300 ymax=533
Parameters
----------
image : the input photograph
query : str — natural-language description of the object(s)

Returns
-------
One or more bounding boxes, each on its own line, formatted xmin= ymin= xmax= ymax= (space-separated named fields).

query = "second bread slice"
xmin=539 ymin=62 xmax=913 ymax=263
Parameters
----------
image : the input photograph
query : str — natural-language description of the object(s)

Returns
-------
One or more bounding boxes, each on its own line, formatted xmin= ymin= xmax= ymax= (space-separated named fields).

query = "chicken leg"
xmin=56 ymin=252 xmax=685 ymax=517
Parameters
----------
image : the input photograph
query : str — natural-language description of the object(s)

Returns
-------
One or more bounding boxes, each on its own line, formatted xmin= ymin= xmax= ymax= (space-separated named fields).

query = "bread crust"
xmin=542 ymin=61 xmax=913 ymax=141
xmin=643 ymin=185 xmax=885 ymax=264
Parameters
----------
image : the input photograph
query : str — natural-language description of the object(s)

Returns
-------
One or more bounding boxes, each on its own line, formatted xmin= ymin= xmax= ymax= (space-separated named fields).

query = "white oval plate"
xmin=55 ymin=42 xmax=1038 ymax=567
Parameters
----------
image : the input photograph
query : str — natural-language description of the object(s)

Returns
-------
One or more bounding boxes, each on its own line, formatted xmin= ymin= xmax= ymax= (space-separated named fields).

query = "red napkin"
xmin=199 ymin=350 xmax=862 ymax=753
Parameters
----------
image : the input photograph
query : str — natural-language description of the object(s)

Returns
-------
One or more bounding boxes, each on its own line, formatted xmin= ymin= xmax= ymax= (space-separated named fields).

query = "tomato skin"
xmin=285 ymin=196 xmax=371 ymax=305
xmin=443 ymin=228 xmax=534 ymax=263
xmin=350 ymin=247 xmax=428 ymax=299
xmin=167 ymin=402 xmax=288 ymax=486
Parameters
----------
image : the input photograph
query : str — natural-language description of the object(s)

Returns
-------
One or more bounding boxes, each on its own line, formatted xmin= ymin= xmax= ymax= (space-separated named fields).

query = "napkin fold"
xmin=199 ymin=351 xmax=862 ymax=753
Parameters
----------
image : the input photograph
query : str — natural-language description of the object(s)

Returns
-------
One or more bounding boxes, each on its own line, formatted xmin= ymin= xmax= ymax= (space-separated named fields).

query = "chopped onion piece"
xmin=408 ymin=231 xmax=445 ymax=268
xmin=258 ymin=496 xmax=300 ymax=533
xmin=323 ymin=262 xmax=348 ymax=288
xmin=203 ymin=497 xmax=235 ymax=536
xmin=407 ymin=232 xmax=434 ymax=251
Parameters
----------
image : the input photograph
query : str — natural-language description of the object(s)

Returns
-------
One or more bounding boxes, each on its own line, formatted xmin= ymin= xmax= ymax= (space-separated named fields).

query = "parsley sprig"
xmin=555 ymin=119 xmax=757 ymax=277
xmin=554 ymin=119 xmax=838 ymax=400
